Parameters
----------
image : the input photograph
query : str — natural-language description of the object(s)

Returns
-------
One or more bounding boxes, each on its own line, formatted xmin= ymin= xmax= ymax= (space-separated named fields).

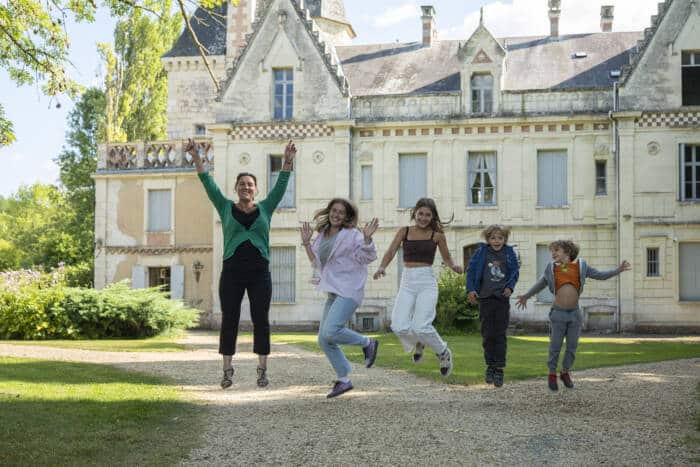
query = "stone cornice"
xmin=104 ymin=245 xmax=213 ymax=255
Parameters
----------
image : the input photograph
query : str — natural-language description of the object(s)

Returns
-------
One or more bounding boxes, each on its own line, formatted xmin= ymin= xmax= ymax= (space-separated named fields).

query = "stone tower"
xmin=303 ymin=0 xmax=355 ymax=45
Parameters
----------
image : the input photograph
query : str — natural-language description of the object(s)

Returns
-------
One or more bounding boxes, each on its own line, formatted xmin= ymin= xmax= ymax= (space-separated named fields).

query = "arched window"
xmin=471 ymin=74 xmax=493 ymax=114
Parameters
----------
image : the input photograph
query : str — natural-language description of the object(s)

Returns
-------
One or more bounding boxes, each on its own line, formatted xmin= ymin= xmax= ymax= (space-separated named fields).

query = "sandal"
xmin=256 ymin=367 xmax=269 ymax=387
xmin=221 ymin=367 xmax=234 ymax=389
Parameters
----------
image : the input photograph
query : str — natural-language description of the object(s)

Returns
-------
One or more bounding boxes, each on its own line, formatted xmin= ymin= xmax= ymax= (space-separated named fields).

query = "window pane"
xmin=686 ymin=145 xmax=693 ymax=162
xmin=484 ymin=188 xmax=494 ymax=203
xmin=484 ymin=90 xmax=493 ymax=113
xmin=471 ymin=90 xmax=480 ymax=113
xmin=472 ymin=175 xmax=481 ymax=190
xmin=274 ymin=69 xmax=284 ymax=80
xmin=483 ymin=172 xmax=493 ymax=189
xmin=647 ymin=248 xmax=659 ymax=277
xmin=682 ymin=68 xmax=700 ymax=106
xmin=682 ymin=51 xmax=691 ymax=65
xmin=270 ymin=156 xmax=283 ymax=172
xmin=148 ymin=189 xmax=171 ymax=232
xmin=471 ymin=189 xmax=480 ymax=204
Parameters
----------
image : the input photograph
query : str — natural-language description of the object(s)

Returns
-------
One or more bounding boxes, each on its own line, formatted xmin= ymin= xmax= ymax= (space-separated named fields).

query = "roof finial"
xmin=480 ymin=6 xmax=484 ymax=25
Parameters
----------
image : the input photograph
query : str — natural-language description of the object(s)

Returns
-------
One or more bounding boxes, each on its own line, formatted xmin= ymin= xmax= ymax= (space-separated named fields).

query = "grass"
xmin=0 ymin=357 xmax=204 ymax=466
xmin=1 ymin=333 xmax=187 ymax=352
xmin=273 ymin=333 xmax=700 ymax=385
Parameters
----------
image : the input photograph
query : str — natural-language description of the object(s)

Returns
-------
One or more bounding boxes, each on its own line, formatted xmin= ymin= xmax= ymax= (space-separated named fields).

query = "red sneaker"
xmin=560 ymin=372 xmax=574 ymax=389
xmin=548 ymin=373 xmax=558 ymax=391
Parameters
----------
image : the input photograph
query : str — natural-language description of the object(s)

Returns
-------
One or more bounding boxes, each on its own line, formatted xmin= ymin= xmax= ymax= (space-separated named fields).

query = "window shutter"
xmin=679 ymin=243 xmax=700 ymax=301
xmin=131 ymin=265 xmax=147 ymax=289
xmin=399 ymin=155 xmax=427 ymax=208
xmin=148 ymin=190 xmax=171 ymax=231
xmin=536 ymin=245 xmax=554 ymax=303
xmin=538 ymin=151 xmax=567 ymax=206
xmin=271 ymin=247 xmax=295 ymax=302
xmin=170 ymin=265 xmax=185 ymax=300
xmin=361 ymin=166 xmax=373 ymax=200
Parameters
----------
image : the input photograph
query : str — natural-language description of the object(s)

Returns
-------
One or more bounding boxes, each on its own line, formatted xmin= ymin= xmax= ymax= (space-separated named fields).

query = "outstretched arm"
xmin=186 ymin=138 xmax=227 ymax=215
xmin=300 ymin=222 xmax=317 ymax=266
xmin=586 ymin=260 xmax=631 ymax=280
xmin=373 ymin=227 xmax=404 ymax=280
xmin=185 ymin=138 xmax=210 ymax=174
xmin=436 ymin=232 xmax=463 ymax=274
xmin=353 ymin=218 xmax=379 ymax=265
xmin=262 ymin=140 xmax=296 ymax=212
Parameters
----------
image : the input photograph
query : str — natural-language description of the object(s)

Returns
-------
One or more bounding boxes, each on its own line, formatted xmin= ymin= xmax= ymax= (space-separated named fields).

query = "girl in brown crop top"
xmin=374 ymin=198 xmax=462 ymax=377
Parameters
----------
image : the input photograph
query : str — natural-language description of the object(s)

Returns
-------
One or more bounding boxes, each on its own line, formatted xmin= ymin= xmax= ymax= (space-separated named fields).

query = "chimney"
xmin=600 ymin=5 xmax=614 ymax=32
xmin=548 ymin=0 xmax=561 ymax=39
xmin=421 ymin=5 xmax=437 ymax=46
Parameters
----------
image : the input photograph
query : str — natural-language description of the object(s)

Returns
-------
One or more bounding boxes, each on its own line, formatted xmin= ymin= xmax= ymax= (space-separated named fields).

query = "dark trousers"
xmin=479 ymin=296 xmax=510 ymax=368
xmin=218 ymin=265 xmax=272 ymax=356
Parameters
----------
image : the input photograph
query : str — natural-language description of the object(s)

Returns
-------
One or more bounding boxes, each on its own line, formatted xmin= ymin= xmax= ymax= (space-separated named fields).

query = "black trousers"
xmin=479 ymin=296 xmax=510 ymax=368
xmin=218 ymin=264 xmax=272 ymax=356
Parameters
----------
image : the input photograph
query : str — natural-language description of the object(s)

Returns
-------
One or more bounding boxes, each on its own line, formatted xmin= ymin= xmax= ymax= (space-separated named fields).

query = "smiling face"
xmin=550 ymin=246 xmax=571 ymax=264
xmin=328 ymin=202 xmax=347 ymax=228
xmin=487 ymin=232 xmax=505 ymax=251
xmin=236 ymin=175 xmax=257 ymax=202
xmin=414 ymin=206 xmax=434 ymax=229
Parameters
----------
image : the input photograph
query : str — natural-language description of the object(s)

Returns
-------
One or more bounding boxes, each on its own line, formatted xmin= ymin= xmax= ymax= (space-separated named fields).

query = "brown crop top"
xmin=402 ymin=227 xmax=438 ymax=264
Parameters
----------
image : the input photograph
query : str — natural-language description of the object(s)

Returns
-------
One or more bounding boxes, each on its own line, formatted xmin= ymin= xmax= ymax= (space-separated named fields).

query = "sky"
xmin=0 ymin=0 xmax=662 ymax=197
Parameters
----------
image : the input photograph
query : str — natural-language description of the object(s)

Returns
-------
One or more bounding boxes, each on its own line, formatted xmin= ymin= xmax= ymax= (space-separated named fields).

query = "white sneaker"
xmin=438 ymin=348 xmax=453 ymax=377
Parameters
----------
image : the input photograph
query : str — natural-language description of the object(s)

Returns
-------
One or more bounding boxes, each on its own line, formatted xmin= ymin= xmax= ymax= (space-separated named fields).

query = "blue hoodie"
xmin=466 ymin=243 xmax=519 ymax=294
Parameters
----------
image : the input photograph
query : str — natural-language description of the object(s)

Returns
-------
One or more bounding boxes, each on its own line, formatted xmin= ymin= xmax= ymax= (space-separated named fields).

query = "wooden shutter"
xmin=399 ymin=154 xmax=427 ymax=208
xmin=148 ymin=189 xmax=171 ymax=231
xmin=131 ymin=265 xmax=147 ymax=289
xmin=170 ymin=264 xmax=185 ymax=300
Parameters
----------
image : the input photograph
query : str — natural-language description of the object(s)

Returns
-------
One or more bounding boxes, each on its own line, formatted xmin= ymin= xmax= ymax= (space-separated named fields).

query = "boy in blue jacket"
xmin=467 ymin=225 xmax=519 ymax=387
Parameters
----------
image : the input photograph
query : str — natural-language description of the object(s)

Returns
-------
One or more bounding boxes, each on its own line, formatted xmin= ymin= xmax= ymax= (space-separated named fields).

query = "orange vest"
xmin=554 ymin=262 xmax=581 ymax=291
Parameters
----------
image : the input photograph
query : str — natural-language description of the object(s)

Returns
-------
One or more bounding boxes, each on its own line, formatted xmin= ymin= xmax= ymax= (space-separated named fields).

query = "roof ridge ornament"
xmin=480 ymin=6 xmax=484 ymax=26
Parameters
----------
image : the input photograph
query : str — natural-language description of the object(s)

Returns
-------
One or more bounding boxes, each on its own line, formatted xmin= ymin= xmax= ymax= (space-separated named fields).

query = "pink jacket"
xmin=311 ymin=227 xmax=377 ymax=305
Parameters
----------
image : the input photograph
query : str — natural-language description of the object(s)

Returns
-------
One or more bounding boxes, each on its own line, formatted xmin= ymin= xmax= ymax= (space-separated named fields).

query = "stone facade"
xmin=94 ymin=0 xmax=700 ymax=332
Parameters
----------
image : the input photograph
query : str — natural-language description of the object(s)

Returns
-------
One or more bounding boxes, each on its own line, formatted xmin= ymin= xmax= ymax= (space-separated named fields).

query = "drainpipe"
xmin=611 ymin=80 xmax=621 ymax=333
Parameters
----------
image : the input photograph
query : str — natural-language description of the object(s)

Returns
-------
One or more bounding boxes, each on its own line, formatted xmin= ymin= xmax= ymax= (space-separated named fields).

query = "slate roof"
xmin=163 ymin=3 xmax=228 ymax=58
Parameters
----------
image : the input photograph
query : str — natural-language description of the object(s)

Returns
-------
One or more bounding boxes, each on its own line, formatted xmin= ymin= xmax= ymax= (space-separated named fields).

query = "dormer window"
xmin=273 ymin=68 xmax=294 ymax=120
xmin=471 ymin=73 xmax=493 ymax=114
xmin=681 ymin=51 xmax=700 ymax=106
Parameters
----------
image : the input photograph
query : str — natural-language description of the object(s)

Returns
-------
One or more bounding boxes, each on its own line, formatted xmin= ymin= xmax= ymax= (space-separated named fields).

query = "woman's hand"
xmin=516 ymin=295 xmax=528 ymax=310
xmin=467 ymin=291 xmax=478 ymax=305
xmin=362 ymin=218 xmax=379 ymax=243
xmin=283 ymin=140 xmax=296 ymax=170
xmin=373 ymin=267 xmax=386 ymax=280
xmin=185 ymin=138 xmax=200 ymax=161
xmin=618 ymin=260 xmax=631 ymax=273
xmin=300 ymin=222 xmax=313 ymax=246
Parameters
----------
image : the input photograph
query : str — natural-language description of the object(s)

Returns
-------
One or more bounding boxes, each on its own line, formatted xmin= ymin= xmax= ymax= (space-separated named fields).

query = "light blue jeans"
xmin=318 ymin=293 xmax=370 ymax=379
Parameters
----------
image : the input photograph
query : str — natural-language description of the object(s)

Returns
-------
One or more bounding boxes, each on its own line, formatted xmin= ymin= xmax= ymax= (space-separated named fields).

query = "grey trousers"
xmin=548 ymin=306 xmax=583 ymax=373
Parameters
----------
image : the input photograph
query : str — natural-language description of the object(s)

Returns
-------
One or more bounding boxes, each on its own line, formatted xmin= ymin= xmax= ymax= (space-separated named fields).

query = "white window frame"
xmin=268 ymin=155 xmax=295 ymax=209
xmin=595 ymin=160 xmax=607 ymax=196
xmin=470 ymin=73 xmax=493 ymax=114
xmin=273 ymin=68 xmax=294 ymax=121
xmin=467 ymin=152 xmax=497 ymax=206
xmin=680 ymin=144 xmax=700 ymax=202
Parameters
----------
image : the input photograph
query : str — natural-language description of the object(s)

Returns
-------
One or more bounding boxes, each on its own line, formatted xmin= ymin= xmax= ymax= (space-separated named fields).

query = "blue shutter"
xmin=271 ymin=247 xmax=296 ymax=302
xmin=148 ymin=189 xmax=171 ymax=231
xmin=361 ymin=166 xmax=373 ymax=200
xmin=679 ymin=243 xmax=700 ymax=301
xmin=399 ymin=155 xmax=427 ymax=208
xmin=538 ymin=151 xmax=567 ymax=207
xmin=170 ymin=265 xmax=184 ymax=300
xmin=536 ymin=245 xmax=554 ymax=303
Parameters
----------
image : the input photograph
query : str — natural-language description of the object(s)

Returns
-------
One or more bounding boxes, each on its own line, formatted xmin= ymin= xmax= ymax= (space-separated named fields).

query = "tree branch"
xmin=174 ymin=0 xmax=220 ymax=93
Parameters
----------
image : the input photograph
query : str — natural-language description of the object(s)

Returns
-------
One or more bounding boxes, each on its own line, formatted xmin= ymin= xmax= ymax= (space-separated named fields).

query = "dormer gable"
xmin=215 ymin=0 xmax=350 ymax=123
xmin=458 ymin=20 xmax=506 ymax=115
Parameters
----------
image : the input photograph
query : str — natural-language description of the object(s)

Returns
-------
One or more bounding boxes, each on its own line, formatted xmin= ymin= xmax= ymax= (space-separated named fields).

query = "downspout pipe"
xmin=611 ymin=80 xmax=622 ymax=333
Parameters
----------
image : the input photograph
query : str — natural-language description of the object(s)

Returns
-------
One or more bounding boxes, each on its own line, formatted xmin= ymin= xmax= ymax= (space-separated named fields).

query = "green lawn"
xmin=273 ymin=333 xmax=700 ymax=385
xmin=1 ymin=333 xmax=187 ymax=352
xmin=0 ymin=357 xmax=203 ymax=466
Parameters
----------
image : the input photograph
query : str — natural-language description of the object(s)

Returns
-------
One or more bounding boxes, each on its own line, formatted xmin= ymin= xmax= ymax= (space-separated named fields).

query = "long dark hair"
xmin=410 ymin=198 xmax=452 ymax=233
xmin=313 ymin=198 xmax=358 ymax=232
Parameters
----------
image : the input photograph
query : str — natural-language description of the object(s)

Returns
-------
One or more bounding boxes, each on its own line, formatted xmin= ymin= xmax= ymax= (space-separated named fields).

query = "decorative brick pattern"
xmin=105 ymin=246 xmax=213 ymax=255
xmin=231 ymin=123 xmax=335 ymax=140
xmin=637 ymin=111 xmax=700 ymax=128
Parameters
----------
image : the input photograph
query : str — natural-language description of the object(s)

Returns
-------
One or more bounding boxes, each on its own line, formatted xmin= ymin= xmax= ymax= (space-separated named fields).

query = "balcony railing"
xmin=97 ymin=138 xmax=214 ymax=171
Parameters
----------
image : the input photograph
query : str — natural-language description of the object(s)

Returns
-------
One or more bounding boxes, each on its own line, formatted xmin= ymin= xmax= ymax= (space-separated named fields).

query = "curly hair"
xmin=410 ymin=198 xmax=452 ymax=233
xmin=548 ymin=240 xmax=580 ymax=261
xmin=313 ymin=198 xmax=358 ymax=232
xmin=481 ymin=224 xmax=511 ymax=243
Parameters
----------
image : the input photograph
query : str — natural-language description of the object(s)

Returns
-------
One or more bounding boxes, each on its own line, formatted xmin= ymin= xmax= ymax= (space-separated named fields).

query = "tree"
xmin=0 ymin=0 xmax=237 ymax=146
xmin=99 ymin=0 xmax=181 ymax=142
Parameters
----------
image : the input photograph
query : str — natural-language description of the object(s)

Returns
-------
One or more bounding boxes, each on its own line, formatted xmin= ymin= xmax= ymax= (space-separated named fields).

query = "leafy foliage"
xmin=0 ymin=268 xmax=199 ymax=339
xmin=435 ymin=267 xmax=479 ymax=333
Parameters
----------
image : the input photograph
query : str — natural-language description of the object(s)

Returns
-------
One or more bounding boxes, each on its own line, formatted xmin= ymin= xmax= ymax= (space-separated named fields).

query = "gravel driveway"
xmin=1 ymin=332 xmax=698 ymax=466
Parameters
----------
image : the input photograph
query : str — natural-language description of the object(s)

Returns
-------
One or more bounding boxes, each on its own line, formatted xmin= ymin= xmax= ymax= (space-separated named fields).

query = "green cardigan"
xmin=198 ymin=170 xmax=291 ymax=261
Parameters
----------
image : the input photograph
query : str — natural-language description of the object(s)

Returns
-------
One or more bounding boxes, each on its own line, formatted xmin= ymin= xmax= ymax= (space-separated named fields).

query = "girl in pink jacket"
xmin=300 ymin=198 xmax=379 ymax=398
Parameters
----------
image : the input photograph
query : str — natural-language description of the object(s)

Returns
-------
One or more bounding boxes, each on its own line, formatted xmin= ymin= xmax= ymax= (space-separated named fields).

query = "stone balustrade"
xmin=97 ymin=138 xmax=214 ymax=170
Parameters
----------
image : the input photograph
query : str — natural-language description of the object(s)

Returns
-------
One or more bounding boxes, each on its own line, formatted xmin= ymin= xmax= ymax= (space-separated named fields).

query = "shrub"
xmin=0 ymin=269 xmax=199 ymax=339
xmin=435 ymin=267 xmax=479 ymax=333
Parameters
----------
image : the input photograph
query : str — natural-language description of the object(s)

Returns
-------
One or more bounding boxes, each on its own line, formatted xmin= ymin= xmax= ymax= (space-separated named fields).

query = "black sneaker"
xmin=493 ymin=368 xmax=504 ymax=387
xmin=548 ymin=374 xmax=558 ymax=392
xmin=560 ymin=371 xmax=574 ymax=389
xmin=363 ymin=338 xmax=379 ymax=368
xmin=413 ymin=342 xmax=424 ymax=363
xmin=439 ymin=348 xmax=453 ymax=377
xmin=326 ymin=380 xmax=353 ymax=398
xmin=485 ymin=366 xmax=495 ymax=384
xmin=256 ymin=367 xmax=269 ymax=388
xmin=221 ymin=367 xmax=234 ymax=389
